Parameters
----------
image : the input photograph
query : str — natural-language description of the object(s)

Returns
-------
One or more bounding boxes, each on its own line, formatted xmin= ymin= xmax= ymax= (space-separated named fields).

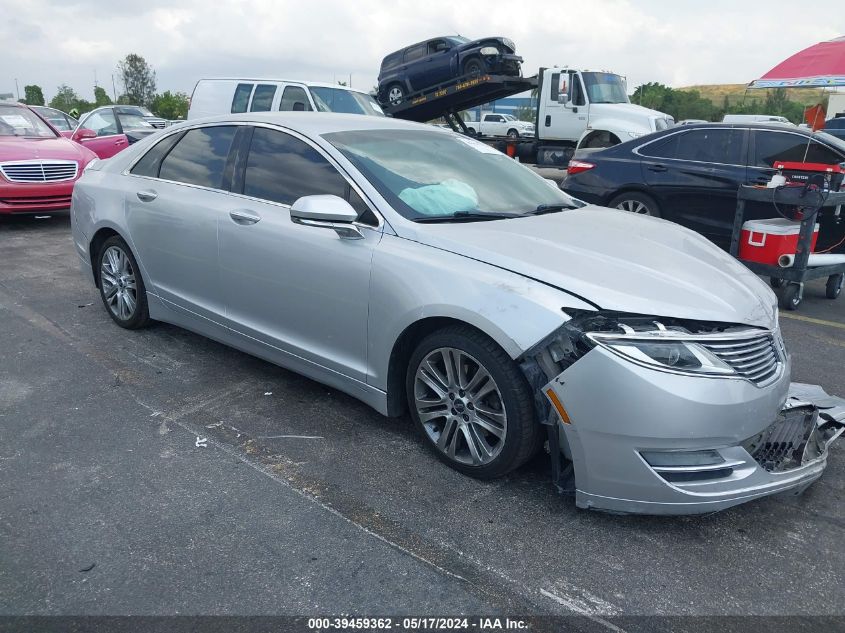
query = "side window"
xmin=250 ymin=84 xmax=277 ymax=112
xmin=571 ymin=76 xmax=585 ymax=106
xmin=159 ymin=126 xmax=237 ymax=189
xmin=404 ymin=45 xmax=426 ymax=62
xmin=243 ymin=128 xmax=375 ymax=224
xmin=280 ymin=86 xmax=314 ymax=111
xmin=675 ymin=129 xmax=743 ymax=164
xmin=549 ymin=72 xmax=560 ymax=102
xmin=231 ymin=83 xmax=254 ymax=114
xmin=82 ymin=110 xmax=118 ymax=136
xmin=130 ymin=132 xmax=183 ymax=177
xmin=754 ymin=131 xmax=843 ymax=166
xmin=428 ymin=39 xmax=448 ymax=54
xmin=639 ymin=133 xmax=681 ymax=159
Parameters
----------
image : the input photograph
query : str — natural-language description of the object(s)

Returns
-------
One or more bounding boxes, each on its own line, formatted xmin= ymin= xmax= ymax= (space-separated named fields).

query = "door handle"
xmin=136 ymin=190 xmax=157 ymax=202
xmin=647 ymin=164 xmax=668 ymax=173
xmin=545 ymin=115 xmax=551 ymax=127
xmin=115 ymin=140 xmax=127 ymax=146
xmin=229 ymin=209 xmax=261 ymax=225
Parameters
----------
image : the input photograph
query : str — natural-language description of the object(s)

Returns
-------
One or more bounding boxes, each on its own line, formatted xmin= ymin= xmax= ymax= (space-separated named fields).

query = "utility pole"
xmin=14 ymin=78 xmax=20 ymax=101
xmin=111 ymin=74 xmax=117 ymax=101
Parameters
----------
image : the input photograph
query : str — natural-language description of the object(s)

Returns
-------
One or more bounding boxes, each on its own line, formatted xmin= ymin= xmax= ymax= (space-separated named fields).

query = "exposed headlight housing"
xmin=502 ymin=38 xmax=515 ymax=52
xmin=587 ymin=333 xmax=735 ymax=376
xmin=480 ymin=46 xmax=500 ymax=55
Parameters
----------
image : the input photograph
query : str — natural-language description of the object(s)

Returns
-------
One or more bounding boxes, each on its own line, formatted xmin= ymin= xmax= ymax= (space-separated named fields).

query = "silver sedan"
xmin=70 ymin=113 xmax=844 ymax=514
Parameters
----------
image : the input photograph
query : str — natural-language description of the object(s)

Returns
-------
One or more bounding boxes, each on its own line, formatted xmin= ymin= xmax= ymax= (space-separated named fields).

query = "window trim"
xmin=122 ymin=121 xmax=384 ymax=230
xmin=632 ymin=126 xmax=750 ymax=168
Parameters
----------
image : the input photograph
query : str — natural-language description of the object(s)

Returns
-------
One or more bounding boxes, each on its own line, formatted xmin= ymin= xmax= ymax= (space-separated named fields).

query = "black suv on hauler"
xmin=377 ymin=36 xmax=522 ymax=106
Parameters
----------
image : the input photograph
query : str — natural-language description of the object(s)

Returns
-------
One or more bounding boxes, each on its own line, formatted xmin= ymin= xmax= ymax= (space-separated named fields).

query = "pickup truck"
xmin=465 ymin=113 xmax=535 ymax=138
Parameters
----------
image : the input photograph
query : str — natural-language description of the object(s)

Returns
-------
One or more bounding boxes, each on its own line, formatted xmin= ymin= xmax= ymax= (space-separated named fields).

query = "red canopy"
xmin=750 ymin=36 xmax=845 ymax=88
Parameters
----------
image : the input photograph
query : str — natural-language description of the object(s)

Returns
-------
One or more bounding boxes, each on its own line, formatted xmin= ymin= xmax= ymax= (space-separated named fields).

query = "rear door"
xmin=218 ymin=125 xmax=381 ymax=381
xmin=124 ymin=125 xmax=240 ymax=322
xmin=639 ymin=127 xmax=747 ymax=244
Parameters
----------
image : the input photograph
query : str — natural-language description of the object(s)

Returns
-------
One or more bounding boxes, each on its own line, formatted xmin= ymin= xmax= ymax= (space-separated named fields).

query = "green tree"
xmin=94 ymin=86 xmax=112 ymax=107
xmin=49 ymin=84 xmax=80 ymax=112
xmin=151 ymin=91 xmax=190 ymax=120
xmin=117 ymin=53 xmax=157 ymax=106
xmin=24 ymin=85 xmax=45 ymax=106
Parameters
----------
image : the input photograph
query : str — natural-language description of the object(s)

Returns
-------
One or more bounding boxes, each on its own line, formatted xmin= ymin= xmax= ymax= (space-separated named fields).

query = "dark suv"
xmin=824 ymin=116 xmax=845 ymax=142
xmin=377 ymin=36 xmax=522 ymax=106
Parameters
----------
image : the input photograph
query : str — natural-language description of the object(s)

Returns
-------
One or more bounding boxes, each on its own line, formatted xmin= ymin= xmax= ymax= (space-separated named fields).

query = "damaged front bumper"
xmin=540 ymin=341 xmax=845 ymax=514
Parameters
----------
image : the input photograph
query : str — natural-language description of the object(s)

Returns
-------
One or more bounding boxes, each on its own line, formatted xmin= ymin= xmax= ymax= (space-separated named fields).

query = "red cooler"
xmin=739 ymin=218 xmax=819 ymax=265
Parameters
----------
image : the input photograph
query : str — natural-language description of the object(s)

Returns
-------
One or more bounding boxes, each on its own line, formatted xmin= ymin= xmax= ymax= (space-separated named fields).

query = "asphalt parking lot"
xmin=2 ymin=212 xmax=844 ymax=625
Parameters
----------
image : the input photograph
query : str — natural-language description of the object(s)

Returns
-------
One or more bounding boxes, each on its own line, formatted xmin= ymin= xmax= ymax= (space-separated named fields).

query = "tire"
xmin=466 ymin=126 xmax=476 ymax=135
xmin=463 ymin=58 xmax=484 ymax=76
xmin=386 ymin=83 xmax=405 ymax=106
xmin=608 ymin=192 xmax=661 ymax=218
xmin=507 ymin=128 xmax=519 ymax=139
xmin=406 ymin=325 xmax=542 ymax=479
xmin=97 ymin=235 xmax=151 ymax=329
xmin=770 ymin=277 xmax=786 ymax=289
xmin=779 ymin=283 xmax=802 ymax=310
xmin=826 ymin=273 xmax=844 ymax=299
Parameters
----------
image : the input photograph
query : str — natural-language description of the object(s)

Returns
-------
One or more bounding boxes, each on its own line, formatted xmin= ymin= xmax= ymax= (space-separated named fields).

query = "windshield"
xmin=309 ymin=87 xmax=385 ymax=117
xmin=325 ymin=129 xmax=574 ymax=220
xmin=117 ymin=113 xmax=154 ymax=131
xmin=581 ymin=72 xmax=629 ymax=104
xmin=0 ymin=105 xmax=57 ymax=138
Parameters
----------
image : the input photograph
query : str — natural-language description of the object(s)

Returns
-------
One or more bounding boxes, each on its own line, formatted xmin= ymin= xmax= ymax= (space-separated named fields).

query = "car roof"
xmin=176 ymin=111 xmax=442 ymax=136
xmin=195 ymin=78 xmax=374 ymax=96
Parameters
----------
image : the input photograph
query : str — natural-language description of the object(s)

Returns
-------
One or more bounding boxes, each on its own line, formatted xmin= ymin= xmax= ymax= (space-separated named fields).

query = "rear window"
xmin=381 ymin=52 xmax=402 ymax=70
xmin=404 ymin=45 xmax=426 ymax=62
xmin=159 ymin=126 xmax=237 ymax=189
xmin=231 ymin=83 xmax=253 ymax=114
xmin=131 ymin=132 xmax=183 ymax=178
xmin=250 ymin=84 xmax=276 ymax=112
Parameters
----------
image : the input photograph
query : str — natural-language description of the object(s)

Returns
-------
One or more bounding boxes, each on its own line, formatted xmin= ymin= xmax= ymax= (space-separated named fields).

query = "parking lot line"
xmin=779 ymin=312 xmax=845 ymax=331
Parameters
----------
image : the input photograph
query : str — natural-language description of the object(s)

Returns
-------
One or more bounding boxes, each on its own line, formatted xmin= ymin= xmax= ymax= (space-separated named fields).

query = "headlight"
xmin=480 ymin=46 xmax=499 ymax=55
xmin=502 ymin=38 xmax=515 ymax=51
xmin=627 ymin=131 xmax=644 ymax=138
xmin=588 ymin=334 xmax=735 ymax=376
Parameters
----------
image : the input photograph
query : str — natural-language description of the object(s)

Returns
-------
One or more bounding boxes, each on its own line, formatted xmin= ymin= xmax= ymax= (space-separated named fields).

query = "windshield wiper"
xmin=413 ymin=211 xmax=520 ymax=223
xmin=527 ymin=202 xmax=580 ymax=216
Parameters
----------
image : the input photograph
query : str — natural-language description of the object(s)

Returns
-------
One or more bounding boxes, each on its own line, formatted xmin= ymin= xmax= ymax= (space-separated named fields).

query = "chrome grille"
xmin=699 ymin=333 xmax=781 ymax=385
xmin=0 ymin=160 xmax=78 ymax=183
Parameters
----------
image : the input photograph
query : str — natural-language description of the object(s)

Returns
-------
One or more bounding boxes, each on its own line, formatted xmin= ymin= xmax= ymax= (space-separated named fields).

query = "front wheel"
xmin=406 ymin=326 xmax=541 ymax=479
xmin=463 ymin=58 xmax=484 ymax=76
xmin=507 ymin=128 xmax=519 ymax=139
xmin=608 ymin=192 xmax=661 ymax=218
xmin=97 ymin=236 xmax=150 ymax=329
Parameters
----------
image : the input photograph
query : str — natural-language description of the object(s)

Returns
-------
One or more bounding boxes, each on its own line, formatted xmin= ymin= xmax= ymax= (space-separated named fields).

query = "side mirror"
xmin=73 ymin=128 xmax=97 ymax=141
xmin=290 ymin=195 xmax=363 ymax=240
xmin=558 ymin=93 xmax=568 ymax=104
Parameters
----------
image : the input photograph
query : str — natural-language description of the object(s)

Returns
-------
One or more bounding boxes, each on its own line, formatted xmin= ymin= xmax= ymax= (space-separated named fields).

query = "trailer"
xmin=383 ymin=67 xmax=673 ymax=167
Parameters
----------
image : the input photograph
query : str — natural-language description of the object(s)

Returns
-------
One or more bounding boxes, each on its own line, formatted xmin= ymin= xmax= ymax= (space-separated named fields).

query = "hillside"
xmin=679 ymin=83 xmax=828 ymax=108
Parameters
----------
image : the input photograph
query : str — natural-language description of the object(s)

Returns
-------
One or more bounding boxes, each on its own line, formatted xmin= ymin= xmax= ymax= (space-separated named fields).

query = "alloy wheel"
xmin=388 ymin=86 xmax=404 ymax=105
xmin=413 ymin=347 xmax=507 ymax=466
xmin=616 ymin=199 xmax=650 ymax=214
xmin=100 ymin=245 xmax=138 ymax=321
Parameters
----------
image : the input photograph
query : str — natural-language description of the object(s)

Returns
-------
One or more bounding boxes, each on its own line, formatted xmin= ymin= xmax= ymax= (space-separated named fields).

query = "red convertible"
xmin=0 ymin=102 xmax=97 ymax=215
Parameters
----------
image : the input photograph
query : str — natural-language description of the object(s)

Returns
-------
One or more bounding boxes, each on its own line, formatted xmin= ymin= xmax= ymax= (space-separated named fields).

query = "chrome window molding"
xmin=121 ymin=120 xmax=385 ymax=231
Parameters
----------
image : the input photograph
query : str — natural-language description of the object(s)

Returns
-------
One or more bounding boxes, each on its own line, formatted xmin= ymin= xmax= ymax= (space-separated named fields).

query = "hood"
xmin=0 ymin=136 xmax=95 ymax=163
xmin=404 ymin=207 xmax=777 ymax=329
xmin=588 ymin=102 xmax=671 ymax=131
xmin=459 ymin=37 xmax=515 ymax=53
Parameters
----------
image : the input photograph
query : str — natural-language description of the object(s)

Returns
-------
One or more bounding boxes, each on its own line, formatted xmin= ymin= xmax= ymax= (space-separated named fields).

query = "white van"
xmin=722 ymin=114 xmax=794 ymax=125
xmin=188 ymin=79 xmax=385 ymax=120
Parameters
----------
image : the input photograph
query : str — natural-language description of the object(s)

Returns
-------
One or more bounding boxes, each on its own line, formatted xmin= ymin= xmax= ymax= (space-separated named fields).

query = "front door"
xmin=542 ymin=70 xmax=588 ymax=143
xmin=218 ymin=126 xmax=381 ymax=382
xmin=124 ymin=125 xmax=240 ymax=321
xmin=640 ymin=127 xmax=747 ymax=246
xmin=75 ymin=109 xmax=127 ymax=159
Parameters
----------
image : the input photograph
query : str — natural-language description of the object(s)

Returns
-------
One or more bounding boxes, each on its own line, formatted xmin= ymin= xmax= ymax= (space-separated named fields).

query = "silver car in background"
xmin=70 ymin=112 xmax=844 ymax=515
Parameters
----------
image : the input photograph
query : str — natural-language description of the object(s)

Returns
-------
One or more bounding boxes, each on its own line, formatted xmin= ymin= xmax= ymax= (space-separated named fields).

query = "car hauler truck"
xmin=383 ymin=67 xmax=674 ymax=166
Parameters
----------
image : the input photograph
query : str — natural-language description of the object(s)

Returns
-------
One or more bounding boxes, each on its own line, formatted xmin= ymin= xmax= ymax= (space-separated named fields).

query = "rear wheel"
xmin=386 ymin=83 xmax=405 ymax=106
xmin=406 ymin=325 xmax=541 ymax=479
xmin=608 ymin=192 xmax=661 ymax=218
xmin=463 ymin=58 xmax=484 ymax=76
xmin=97 ymin=236 xmax=150 ymax=329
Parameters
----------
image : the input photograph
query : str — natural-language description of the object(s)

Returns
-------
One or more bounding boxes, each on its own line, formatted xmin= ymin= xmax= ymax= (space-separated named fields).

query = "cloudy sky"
xmin=2 ymin=0 xmax=844 ymax=102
